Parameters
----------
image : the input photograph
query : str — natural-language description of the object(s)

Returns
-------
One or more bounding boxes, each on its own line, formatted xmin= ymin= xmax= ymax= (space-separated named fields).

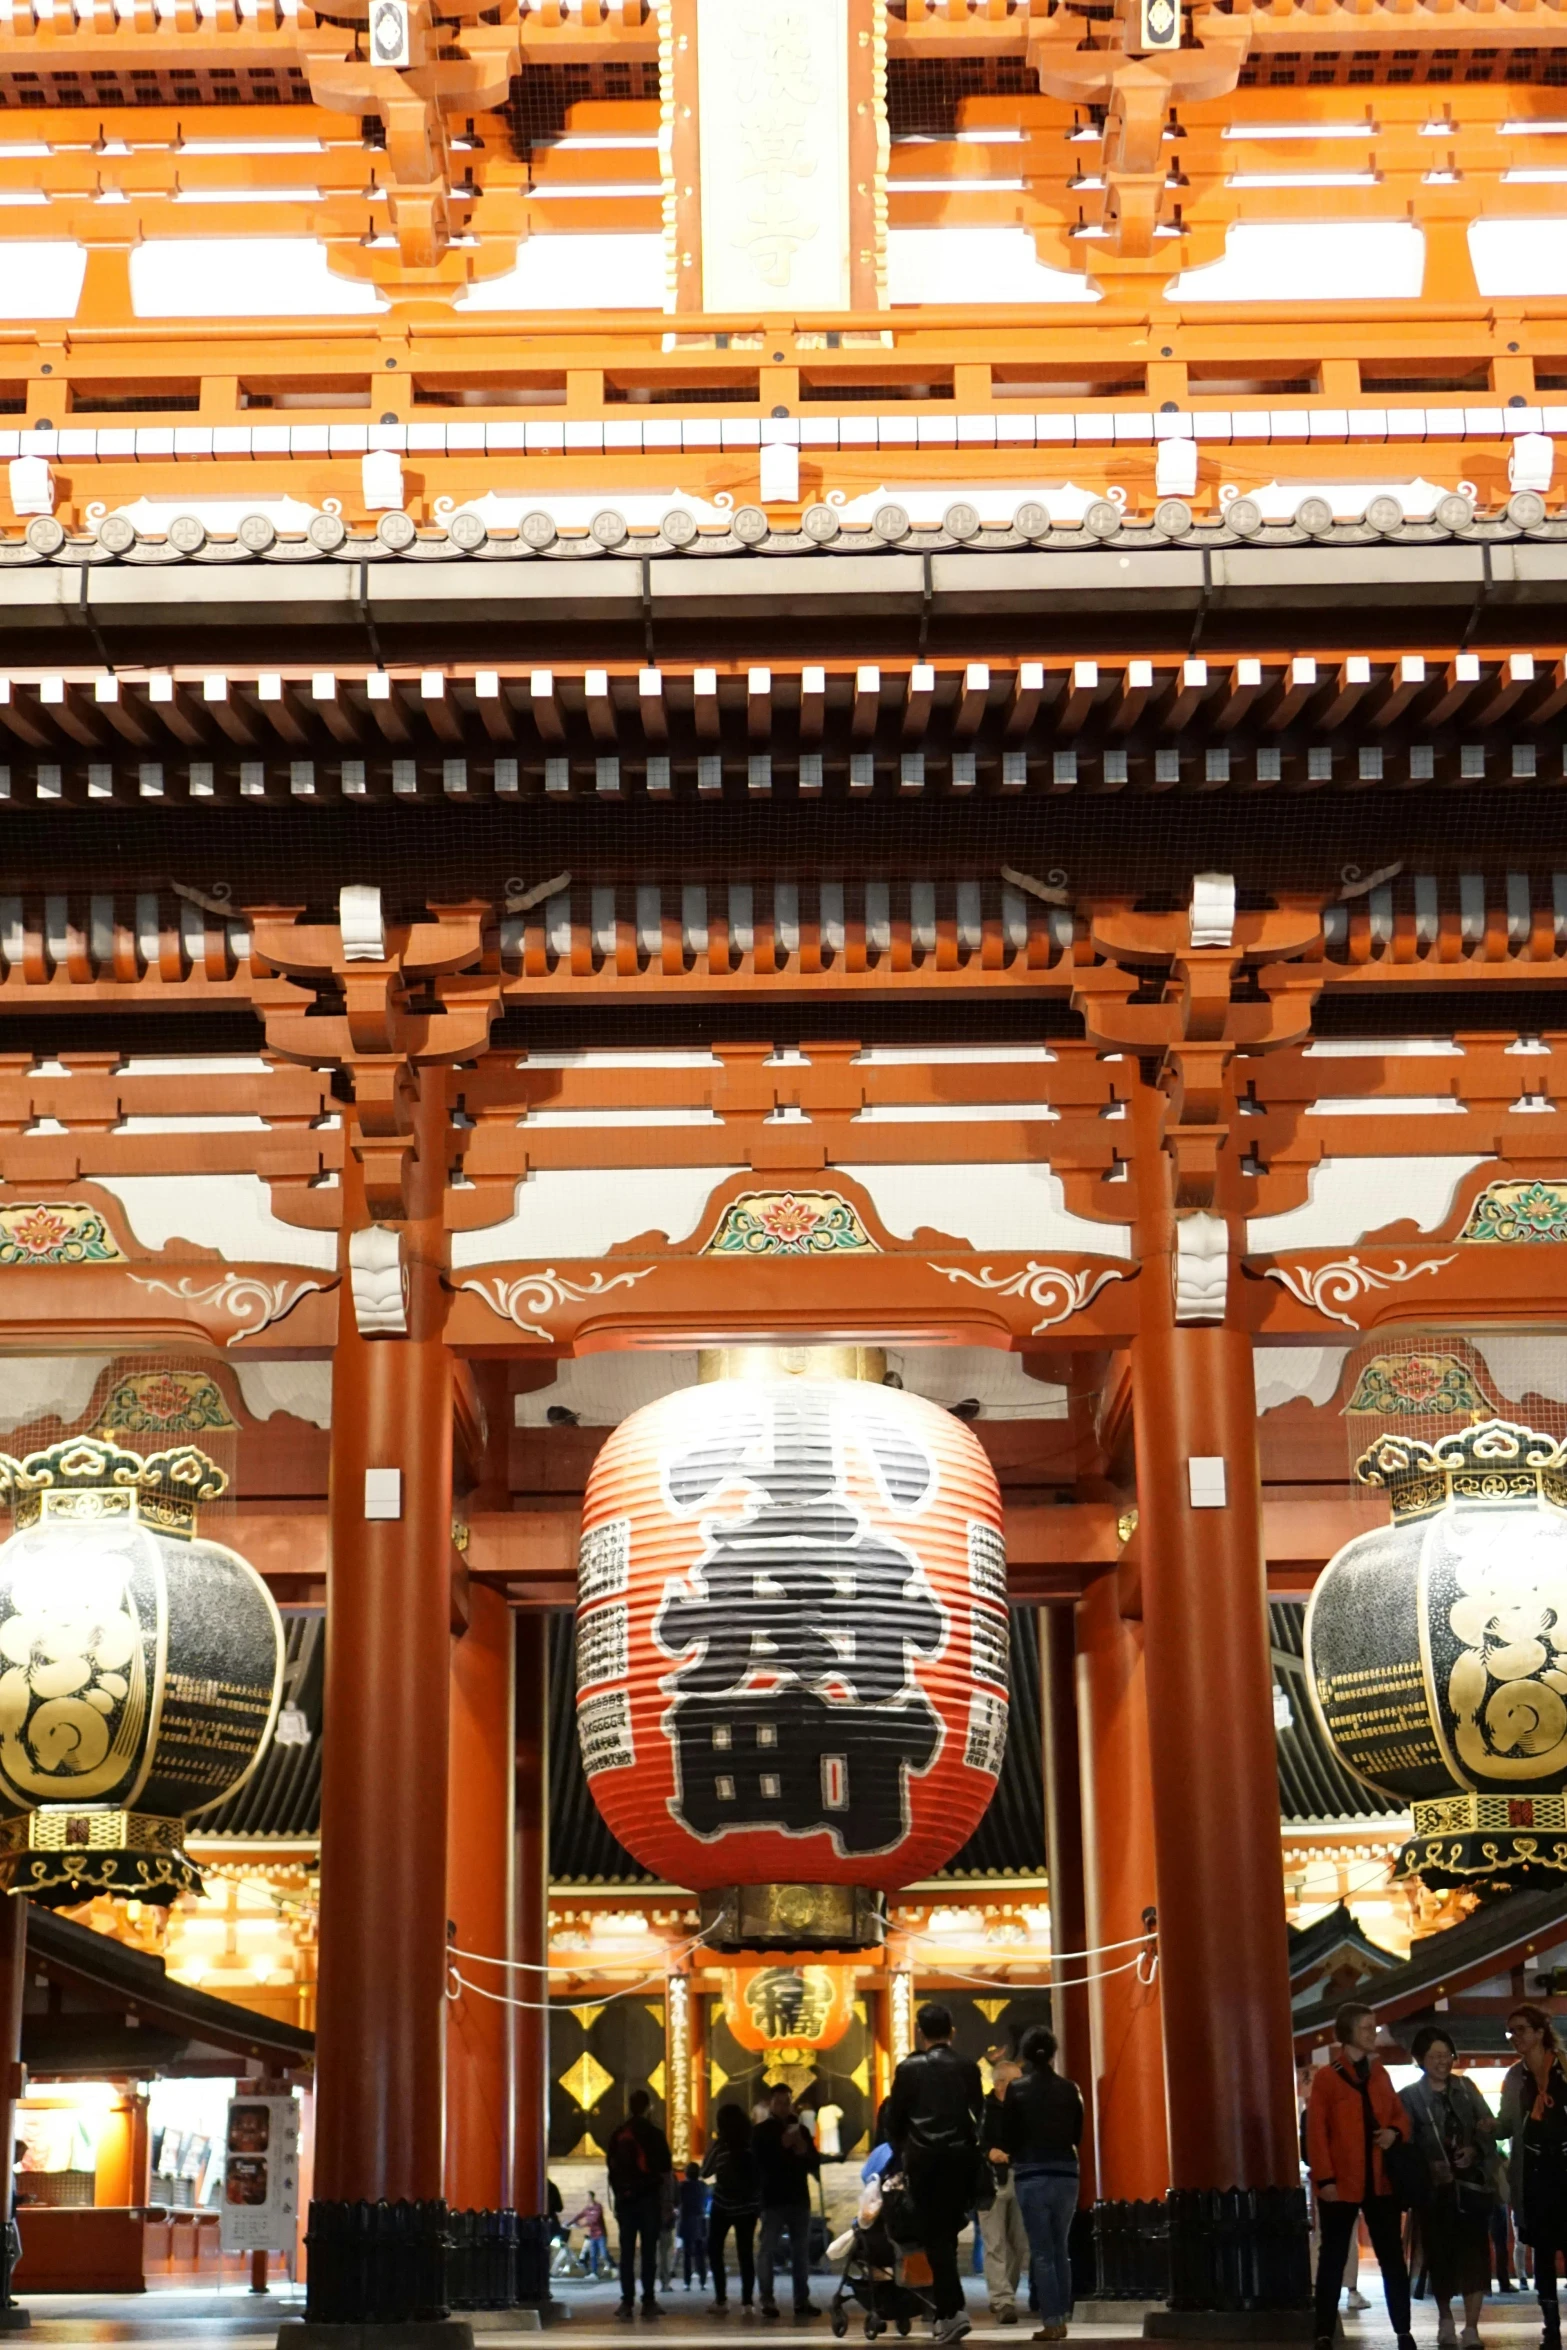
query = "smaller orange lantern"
xmin=720 ymin=1963 xmax=858 ymax=2059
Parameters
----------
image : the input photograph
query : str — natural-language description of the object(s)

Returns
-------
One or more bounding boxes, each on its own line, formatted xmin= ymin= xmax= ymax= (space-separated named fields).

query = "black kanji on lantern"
xmin=744 ymin=1967 xmax=831 ymax=2042
xmin=653 ymin=1385 xmax=947 ymax=1856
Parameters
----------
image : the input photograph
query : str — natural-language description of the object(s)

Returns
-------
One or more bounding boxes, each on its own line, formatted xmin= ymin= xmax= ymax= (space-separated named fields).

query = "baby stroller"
xmin=829 ymin=2197 xmax=936 ymax=2341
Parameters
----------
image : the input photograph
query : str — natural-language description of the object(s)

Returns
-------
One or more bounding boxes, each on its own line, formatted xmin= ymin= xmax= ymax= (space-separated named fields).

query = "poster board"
xmin=217 ymin=2094 xmax=299 ymax=2256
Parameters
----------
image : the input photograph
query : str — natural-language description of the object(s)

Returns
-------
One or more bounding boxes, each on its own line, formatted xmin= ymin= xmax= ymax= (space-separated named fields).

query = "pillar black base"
xmin=1164 ymin=2187 xmax=1312 ymax=2320
xmin=0 ymin=2308 xmax=27 ymax=2331
xmin=1080 ymin=2190 xmax=1310 ymax=2323
xmin=1080 ymin=2200 xmax=1170 ymax=2303
xmin=279 ymin=2322 xmax=473 ymax=2350
xmin=448 ymin=2209 xmax=551 ymax=2317
xmin=303 ymin=2198 xmax=455 ymax=2328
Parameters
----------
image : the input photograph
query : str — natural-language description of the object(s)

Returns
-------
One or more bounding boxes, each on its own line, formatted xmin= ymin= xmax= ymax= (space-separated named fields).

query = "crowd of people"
xmin=561 ymin=2001 xmax=1083 ymax=2343
xmin=556 ymin=1996 xmax=1567 ymax=2345
xmin=556 ymin=1991 xmax=1567 ymax=2346
xmin=1305 ymin=1998 xmax=1567 ymax=2350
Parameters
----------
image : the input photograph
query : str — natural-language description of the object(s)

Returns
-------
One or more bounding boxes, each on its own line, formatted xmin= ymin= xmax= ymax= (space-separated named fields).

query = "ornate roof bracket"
xmin=1073 ymin=891 xmax=1324 ymax=1211
xmin=1026 ymin=7 xmax=1248 ymax=272
xmin=298 ymin=0 xmax=519 ymax=289
xmin=249 ymin=890 xmax=500 ymax=1220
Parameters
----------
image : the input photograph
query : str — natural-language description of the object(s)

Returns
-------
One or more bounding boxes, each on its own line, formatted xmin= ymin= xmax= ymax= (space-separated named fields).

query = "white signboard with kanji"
xmin=697 ymin=0 xmax=851 ymax=312
xmin=218 ymin=2095 xmax=299 ymax=2256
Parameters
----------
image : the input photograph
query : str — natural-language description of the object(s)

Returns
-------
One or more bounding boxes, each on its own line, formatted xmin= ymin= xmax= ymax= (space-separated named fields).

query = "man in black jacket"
xmin=887 ymin=2001 xmax=985 ymax=2346
xmin=753 ymin=2082 xmax=822 ymax=2318
xmin=605 ymin=2088 xmax=673 ymax=2318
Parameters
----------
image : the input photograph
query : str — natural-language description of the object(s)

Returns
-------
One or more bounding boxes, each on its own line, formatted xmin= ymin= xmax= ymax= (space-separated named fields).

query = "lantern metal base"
xmin=1401 ymin=1793 xmax=1567 ymax=1888
xmin=699 ymin=1884 xmax=885 ymax=1950
xmin=0 ymin=1810 xmax=198 ymax=1909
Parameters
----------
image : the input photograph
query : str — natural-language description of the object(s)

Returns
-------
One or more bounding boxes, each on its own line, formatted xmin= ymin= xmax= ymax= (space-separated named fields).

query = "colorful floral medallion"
xmin=1344 ymin=1353 xmax=1494 ymax=1418
xmin=98 ymin=1369 xmax=238 ymax=1438
xmin=1459 ymin=1180 xmax=1567 ymax=1244
xmin=703 ymin=1189 xmax=878 ymax=1257
xmin=0 ymin=1203 xmax=124 ymax=1266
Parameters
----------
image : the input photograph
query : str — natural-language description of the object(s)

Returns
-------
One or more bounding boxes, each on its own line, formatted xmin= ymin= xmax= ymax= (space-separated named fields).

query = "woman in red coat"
xmin=1306 ymin=2003 xmax=1416 ymax=2350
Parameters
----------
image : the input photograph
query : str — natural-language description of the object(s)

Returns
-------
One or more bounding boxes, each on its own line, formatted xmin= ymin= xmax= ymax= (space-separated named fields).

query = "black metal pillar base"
xmin=304 ymin=2199 xmax=455 ymax=2328
xmin=0 ymin=2308 xmax=28 ymax=2331
xmin=1081 ymin=2200 xmax=1171 ymax=2303
xmin=1163 ymin=2187 xmax=1312 ymax=2323
xmin=1146 ymin=2315 xmax=1315 ymax=2341
xmin=279 ymin=2322 xmax=474 ymax=2350
xmin=448 ymin=2208 xmax=552 ymax=2322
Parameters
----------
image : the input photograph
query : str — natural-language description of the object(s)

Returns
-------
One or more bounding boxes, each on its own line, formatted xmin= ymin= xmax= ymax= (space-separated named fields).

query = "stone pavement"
xmin=2 ymin=2270 xmax=1553 ymax=2350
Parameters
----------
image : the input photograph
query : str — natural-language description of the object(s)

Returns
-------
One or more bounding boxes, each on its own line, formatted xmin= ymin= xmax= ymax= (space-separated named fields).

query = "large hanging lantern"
xmin=575 ymin=1375 xmax=1008 ymax=1945
xmin=0 ymin=1438 xmax=284 ymax=1906
xmin=1305 ymin=1418 xmax=1567 ymax=1888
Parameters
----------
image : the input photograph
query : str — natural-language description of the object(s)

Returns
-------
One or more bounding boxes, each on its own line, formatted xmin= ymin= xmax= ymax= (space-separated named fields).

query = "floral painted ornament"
xmin=703 ymin=1190 xmax=878 ymax=1257
xmin=0 ymin=1202 xmax=123 ymax=1265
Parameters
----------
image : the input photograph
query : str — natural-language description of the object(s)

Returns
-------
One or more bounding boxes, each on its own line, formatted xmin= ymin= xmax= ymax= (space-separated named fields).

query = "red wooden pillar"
xmin=314 ymin=1069 xmax=454 ymax=2211
xmin=1129 ymin=1097 xmax=1298 ymax=2205
xmin=1038 ymin=1606 xmax=1095 ymax=2201
xmin=512 ymin=1615 xmax=549 ymax=2219
xmin=1075 ymin=1568 xmax=1167 ymax=2204
xmin=446 ymin=1581 xmax=515 ymax=2212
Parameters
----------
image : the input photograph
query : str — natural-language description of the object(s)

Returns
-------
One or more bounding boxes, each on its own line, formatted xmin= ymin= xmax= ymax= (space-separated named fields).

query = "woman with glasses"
xmin=1398 ymin=2025 xmax=1499 ymax=2349
xmin=1499 ymin=2006 xmax=1567 ymax=2350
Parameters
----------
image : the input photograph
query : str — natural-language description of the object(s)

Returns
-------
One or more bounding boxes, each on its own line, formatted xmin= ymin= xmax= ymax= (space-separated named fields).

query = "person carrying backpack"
xmin=605 ymin=2088 xmax=673 ymax=2319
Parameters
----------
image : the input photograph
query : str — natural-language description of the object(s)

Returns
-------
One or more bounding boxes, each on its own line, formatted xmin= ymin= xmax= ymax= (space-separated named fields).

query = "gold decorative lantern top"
xmin=1355 ymin=1419 xmax=1567 ymax=1523
xmin=0 ymin=1437 xmax=229 ymax=1540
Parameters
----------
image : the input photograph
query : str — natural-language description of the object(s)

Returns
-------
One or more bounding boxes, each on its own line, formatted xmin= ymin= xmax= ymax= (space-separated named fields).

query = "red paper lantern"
xmin=574 ymin=1377 xmax=1008 ymax=1895
xmin=720 ymin=1964 xmax=858 ymax=2055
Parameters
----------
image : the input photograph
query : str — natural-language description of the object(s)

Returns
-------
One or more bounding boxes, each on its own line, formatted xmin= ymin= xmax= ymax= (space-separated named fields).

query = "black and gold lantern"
xmin=1306 ymin=1418 xmax=1567 ymax=1887
xmin=0 ymin=1437 xmax=284 ymax=1905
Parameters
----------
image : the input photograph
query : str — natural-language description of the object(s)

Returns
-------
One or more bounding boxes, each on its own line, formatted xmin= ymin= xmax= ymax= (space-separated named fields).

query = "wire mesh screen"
xmin=1338 ymin=1330 xmax=1567 ymax=1484
xmin=0 ymin=1350 xmax=243 ymax=1529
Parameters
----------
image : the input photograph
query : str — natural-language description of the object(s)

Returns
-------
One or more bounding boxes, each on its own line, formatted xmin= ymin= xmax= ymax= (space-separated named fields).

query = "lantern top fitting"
xmin=0 ymin=1437 xmax=229 ymax=1540
xmin=1355 ymin=1417 xmax=1567 ymax=1522
xmin=701 ymin=1883 xmax=887 ymax=1955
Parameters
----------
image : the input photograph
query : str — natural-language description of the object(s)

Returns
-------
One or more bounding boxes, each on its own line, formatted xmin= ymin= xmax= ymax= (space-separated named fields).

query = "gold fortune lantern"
xmin=1306 ymin=1418 xmax=1567 ymax=1888
xmin=0 ymin=1437 xmax=284 ymax=1906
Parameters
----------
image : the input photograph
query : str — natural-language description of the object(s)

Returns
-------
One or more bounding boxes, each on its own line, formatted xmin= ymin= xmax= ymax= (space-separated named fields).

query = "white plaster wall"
xmin=93 ymin=1174 xmax=340 ymax=1270
xmin=1246 ymin=1157 xmax=1490 ymax=1254
xmin=844 ymin=1162 xmax=1133 ymax=1259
